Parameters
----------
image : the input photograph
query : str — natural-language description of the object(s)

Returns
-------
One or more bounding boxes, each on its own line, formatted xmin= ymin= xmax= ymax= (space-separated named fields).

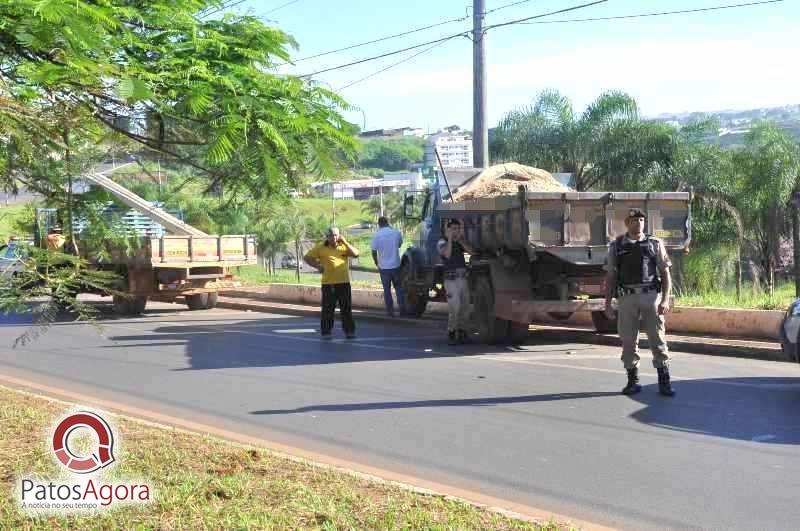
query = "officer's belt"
xmin=620 ymin=284 xmax=659 ymax=295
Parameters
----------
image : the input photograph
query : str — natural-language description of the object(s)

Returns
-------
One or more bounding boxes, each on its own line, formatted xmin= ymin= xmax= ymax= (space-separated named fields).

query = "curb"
xmin=217 ymin=297 xmax=786 ymax=362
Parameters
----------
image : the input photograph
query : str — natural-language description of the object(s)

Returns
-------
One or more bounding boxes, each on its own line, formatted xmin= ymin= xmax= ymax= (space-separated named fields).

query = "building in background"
xmin=311 ymin=172 xmax=422 ymax=200
xmin=424 ymin=129 xmax=473 ymax=168
xmin=359 ymin=127 xmax=424 ymax=139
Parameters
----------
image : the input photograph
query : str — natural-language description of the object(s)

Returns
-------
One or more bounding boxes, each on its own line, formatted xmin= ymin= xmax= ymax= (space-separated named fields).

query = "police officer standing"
xmin=604 ymin=209 xmax=675 ymax=397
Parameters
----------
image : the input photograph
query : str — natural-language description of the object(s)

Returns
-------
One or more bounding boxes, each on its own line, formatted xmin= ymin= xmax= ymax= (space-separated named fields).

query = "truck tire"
xmin=399 ymin=263 xmax=428 ymax=317
xmin=507 ymin=321 xmax=530 ymax=344
xmin=112 ymin=295 xmax=130 ymax=315
xmin=205 ymin=292 xmax=219 ymax=309
xmin=186 ymin=293 xmax=209 ymax=310
xmin=112 ymin=295 xmax=147 ymax=315
xmin=591 ymin=310 xmax=618 ymax=334
xmin=469 ymin=274 xmax=509 ymax=344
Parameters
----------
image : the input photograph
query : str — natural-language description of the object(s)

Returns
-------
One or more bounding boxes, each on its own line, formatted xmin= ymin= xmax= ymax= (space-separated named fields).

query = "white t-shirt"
xmin=370 ymin=226 xmax=403 ymax=270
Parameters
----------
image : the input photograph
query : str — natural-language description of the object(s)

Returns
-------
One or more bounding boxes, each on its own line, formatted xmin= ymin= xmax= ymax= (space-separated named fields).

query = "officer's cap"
xmin=626 ymin=208 xmax=646 ymax=220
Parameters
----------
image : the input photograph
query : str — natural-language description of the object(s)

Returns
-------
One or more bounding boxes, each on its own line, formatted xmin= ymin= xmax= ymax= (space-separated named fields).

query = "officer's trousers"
xmin=444 ymin=276 xmax=469 ymax=332
xmin=617 ymin=290 xmax=670 ymax=369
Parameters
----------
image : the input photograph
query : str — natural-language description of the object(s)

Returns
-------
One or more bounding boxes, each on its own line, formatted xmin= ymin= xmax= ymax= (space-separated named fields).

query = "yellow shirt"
xmin=305 ymin=242 xmax=353 ymax=285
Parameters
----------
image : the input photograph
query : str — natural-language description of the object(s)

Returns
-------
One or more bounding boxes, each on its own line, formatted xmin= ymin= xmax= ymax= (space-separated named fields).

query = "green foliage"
xmin=678 ymin=245 xmax=738 ymax=295
xmin=361 ymin=192 xmax=405 ymax=228
xmin=491 ymin=89 xmax=675 ymax=191
xmin=0 ymin=0 xmax=357 ymax=200
xmin=0 ymin=248 xmax=120 ymax=347
xmin=357 ymin=138 xmax=424 ymax=171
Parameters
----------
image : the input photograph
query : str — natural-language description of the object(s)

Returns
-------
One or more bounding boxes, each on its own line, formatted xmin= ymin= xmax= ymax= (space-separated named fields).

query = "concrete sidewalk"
xmin=216 ymin=294 xmax=786 ymax=362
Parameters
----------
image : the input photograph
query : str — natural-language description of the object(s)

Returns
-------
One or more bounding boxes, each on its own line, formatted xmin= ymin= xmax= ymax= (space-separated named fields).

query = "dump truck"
xmin=30 ymin=170 xmax=256 ymax=315
xmin=400 ymin=174 xmax=692 ymax=343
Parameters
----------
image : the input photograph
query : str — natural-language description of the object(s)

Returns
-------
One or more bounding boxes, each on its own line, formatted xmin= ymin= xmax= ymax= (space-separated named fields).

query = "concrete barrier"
xmin=223 ymin=285 xmax=785 ymax=340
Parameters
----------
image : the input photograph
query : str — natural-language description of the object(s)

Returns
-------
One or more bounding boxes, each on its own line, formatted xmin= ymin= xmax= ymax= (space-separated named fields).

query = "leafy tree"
xmin=490 ymin=89 xmax=674 ymax=191
xmin=357 ymin=138 xmax=424 ymax=172
xmin=0 ymin=0 xmax=357 ymax=200
xmin=0 ymin=1 xmax=356 ymax=339
xmin=361 ymin=192 xmax=405 ymax=229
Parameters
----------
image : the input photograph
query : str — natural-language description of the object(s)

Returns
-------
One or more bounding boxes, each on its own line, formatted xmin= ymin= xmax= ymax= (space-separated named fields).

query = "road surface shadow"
xmin=107 ymin=316 xmax=519 ymax=370
xmin=627 ymin=377 xmax=800 ymax=444
xmin=250 ymin=391 xmax=620 ymax=415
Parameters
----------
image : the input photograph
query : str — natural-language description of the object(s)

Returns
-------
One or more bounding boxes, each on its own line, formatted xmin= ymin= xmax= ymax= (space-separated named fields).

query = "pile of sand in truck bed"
xmin=450 ymin=162 xmax=569 ymax=201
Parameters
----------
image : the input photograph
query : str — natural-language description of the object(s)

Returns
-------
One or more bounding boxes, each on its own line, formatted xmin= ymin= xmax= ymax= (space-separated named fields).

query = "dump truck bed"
xmin=83 ymin=235 xmax=258 ymax=268
xmin=437 ymin=190 xmax=692 ymax=265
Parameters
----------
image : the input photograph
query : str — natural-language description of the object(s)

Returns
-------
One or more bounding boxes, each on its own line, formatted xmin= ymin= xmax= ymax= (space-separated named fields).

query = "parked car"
xmin=780 ymin=298 xmax=800 ymax=362
xmin=359 ymin=221 xmax=374 ymax=229
xmin=281 ymin=254 xmax=298 ymax=269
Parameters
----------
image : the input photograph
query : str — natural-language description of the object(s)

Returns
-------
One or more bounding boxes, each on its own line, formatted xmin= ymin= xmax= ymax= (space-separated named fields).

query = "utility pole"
xmin=472 ymin=0 xmax=488 ymax=169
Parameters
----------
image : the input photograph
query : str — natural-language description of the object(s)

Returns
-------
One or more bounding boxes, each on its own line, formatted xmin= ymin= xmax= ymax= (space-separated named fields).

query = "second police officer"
xmin=604 ymin=208 xmax=676 ymax=397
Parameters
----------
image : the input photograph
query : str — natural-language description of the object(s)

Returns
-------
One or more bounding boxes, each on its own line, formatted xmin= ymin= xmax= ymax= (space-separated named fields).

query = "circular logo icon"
xmin=52 ymin=412 xmax=115 ymax=474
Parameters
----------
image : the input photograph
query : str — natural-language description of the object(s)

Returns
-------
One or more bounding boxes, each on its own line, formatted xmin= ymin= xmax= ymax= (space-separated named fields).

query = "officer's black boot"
xmin=448 ymin=331 xmax=458 ymax=346
xmin=622 ymin=367 xmax=642 ymax=395
xmin=657 ymin=366 xmax=675 ymax=397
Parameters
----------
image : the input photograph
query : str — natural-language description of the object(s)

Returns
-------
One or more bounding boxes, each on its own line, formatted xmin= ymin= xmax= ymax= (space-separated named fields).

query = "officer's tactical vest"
xmin=615 ymin=235 xmax=660 ymax=286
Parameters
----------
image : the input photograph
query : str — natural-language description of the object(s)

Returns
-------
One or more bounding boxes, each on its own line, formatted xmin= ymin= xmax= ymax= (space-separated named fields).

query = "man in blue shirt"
xmin=371 ymin=216 xmax=405 ymax=317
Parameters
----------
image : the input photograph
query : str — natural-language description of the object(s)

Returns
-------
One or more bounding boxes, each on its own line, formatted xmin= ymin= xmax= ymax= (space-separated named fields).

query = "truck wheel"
xmin=591 ymin=310 xmax=618 ymax=333
xmin=129 ymin=296 xmax=148 ymax=315
xmin=205 ymin=292 xmax=219 ymax=309
xmin=507 ymin=321 xmax=530 ymax=344
xmin=469 ymin=275 xmax=508 ymax=344
xmin=399 ymin=264 xmax=428 ymax=317
xmin=113 ymin=295 xmax=147 ymax=315
xmin=112 ymin=295 xmax=130 ymax=315
xmin=186 ymin=293 xmax=209 ymax=310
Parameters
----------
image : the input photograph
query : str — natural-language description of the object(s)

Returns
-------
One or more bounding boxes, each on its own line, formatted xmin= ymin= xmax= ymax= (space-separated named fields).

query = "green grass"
xmin=0 ymin=385 xmax=564 ymax=530
xmin=675 ymin=281 xmax=795 ymax=310
xmin=0 ymin=203 xmax=31 ymax=242
xmin=232 ymin=265 xmax=381 ymax=289
xmin=299 ymin=198 xmax=368 ymax=230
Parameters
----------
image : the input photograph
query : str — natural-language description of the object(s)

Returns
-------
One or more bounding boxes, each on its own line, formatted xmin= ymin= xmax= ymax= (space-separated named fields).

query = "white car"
xmin=780 ymin=299 xmax=800 ymax=362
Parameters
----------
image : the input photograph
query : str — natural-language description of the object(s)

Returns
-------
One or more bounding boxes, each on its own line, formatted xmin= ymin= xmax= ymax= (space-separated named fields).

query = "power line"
xmin=299 ymin=1 xmax=603 ymax=78
xmin=199 ymin=0 xmax=249 ymax=19
xmin=338 ymin=39 xmax=452 ymax=91
xmin=485 ymin=0 xmax=538 ymax=16
xmin=483 ymin=0 xmax=607 ymax=31
xmin=299 ymin=33 xmax=470 ymax=78
xmin=263 ymin=0 xmax=301 ymax=16
xmin=519 ymin=0 xmax=784 ymax=25
xmin=278 ymin=13 xmax=471 ymax=66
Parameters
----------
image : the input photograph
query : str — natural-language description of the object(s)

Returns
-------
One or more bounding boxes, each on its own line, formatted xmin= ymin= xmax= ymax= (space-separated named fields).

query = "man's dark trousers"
xmin=378 ymin=267 xmax=405 ymax=315
xmin=321 ymin=283 xmax=355 ymax=336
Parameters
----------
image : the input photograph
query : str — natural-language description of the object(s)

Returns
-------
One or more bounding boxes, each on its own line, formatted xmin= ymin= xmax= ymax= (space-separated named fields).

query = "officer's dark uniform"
xmin=606 ymin=209 xmax=675 ymax=396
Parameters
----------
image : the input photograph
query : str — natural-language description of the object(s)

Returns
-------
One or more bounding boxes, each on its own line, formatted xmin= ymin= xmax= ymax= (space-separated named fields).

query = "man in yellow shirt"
xmin=304 ymin=227 xmax=360 ymax=339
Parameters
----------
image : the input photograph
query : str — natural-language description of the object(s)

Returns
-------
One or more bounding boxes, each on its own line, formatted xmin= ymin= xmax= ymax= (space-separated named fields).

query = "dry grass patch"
xmin=0 ymin=386 xmax=573 ymax=530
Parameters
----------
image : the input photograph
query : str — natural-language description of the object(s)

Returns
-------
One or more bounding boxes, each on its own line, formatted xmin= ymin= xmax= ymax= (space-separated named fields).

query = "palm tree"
xmin=491 ymin=89 xmax=674 ymax=191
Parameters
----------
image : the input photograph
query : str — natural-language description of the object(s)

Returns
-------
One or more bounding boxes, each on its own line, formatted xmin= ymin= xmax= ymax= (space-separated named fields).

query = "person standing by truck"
xmin=371 ymin=216 xmax=405 ymax=317
xmin=604 ymin=209 xmax=675 ymax=397
xmin=304 ymin=227 xmax=360 ymax=340
xmin=438 ymin=219 xmax=474 ymax=345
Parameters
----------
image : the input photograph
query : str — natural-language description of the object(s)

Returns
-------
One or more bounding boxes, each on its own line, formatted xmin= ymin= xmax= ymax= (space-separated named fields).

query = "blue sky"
xmin=225 ymin=0 xmax=798 ymax=131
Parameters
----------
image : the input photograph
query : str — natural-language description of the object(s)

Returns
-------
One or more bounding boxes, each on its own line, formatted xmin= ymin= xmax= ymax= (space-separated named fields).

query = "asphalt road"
xmin=1 ymin=302 xmax=799 ymax=530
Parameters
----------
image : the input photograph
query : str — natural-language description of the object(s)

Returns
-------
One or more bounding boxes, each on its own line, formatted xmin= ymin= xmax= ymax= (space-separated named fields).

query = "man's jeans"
xmin=379 ymin=267 xmax=406 ymax=314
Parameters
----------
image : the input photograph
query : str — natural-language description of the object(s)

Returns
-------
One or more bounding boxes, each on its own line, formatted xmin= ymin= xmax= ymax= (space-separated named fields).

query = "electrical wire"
xmin=263 ymin=0 xmax=301 ymax=16
xmin=278 ymin=13 xmax=471 ymax=66
xmin=299 ymin=0 xmax=603 ymax=78
xmin=484 ymin=0 xmax=538 ymax=16
xmin=517 ymin=0 xmax=784 ymax=25
xmin=338 ymin=39 xmax=453 ymax=91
